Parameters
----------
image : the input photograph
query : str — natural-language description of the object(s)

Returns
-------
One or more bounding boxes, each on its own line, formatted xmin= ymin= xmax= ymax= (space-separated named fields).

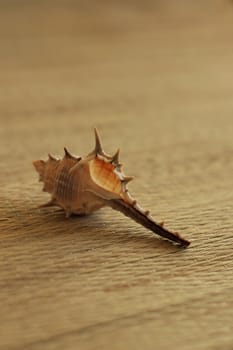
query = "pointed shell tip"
xmin=93 ymin=127 xmax=103 ymax=154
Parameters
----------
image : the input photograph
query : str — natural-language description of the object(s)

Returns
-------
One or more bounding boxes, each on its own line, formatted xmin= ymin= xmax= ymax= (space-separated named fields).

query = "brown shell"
xmin=33 ymin=128 xmax=190 ymax=247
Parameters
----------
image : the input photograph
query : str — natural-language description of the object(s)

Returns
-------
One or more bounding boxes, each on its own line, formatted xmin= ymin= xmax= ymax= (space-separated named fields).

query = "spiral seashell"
xmin=33 ymin=128 xmax=190 ymax=247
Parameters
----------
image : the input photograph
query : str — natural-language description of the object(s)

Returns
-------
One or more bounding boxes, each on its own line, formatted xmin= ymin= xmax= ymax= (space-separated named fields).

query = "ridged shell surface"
xmin=33 ymin=129 xmax=190 ymax=247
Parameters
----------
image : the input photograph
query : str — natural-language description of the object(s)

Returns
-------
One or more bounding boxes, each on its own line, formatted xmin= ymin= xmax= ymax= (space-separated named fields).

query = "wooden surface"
xmin=1 ymin=1 xmax=233 ymax=349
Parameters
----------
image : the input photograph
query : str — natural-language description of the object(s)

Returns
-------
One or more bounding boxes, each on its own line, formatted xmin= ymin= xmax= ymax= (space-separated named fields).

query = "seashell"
xmin=33 ymin=128 xmax=190 ymax=247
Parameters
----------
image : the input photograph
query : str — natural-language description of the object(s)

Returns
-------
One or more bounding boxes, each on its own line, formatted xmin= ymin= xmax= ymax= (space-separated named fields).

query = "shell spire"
xmin=33 ymin=128 xmax=190 ymax=248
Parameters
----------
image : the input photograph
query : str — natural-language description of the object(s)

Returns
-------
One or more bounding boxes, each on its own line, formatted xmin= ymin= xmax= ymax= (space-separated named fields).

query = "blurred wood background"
xmin=1 ymin=1 xmax=233 ymax=349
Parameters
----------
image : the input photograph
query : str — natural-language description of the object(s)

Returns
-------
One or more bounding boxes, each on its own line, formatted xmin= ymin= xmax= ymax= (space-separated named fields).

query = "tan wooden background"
xmin=1 ymin=1 xmax=233 ymax=349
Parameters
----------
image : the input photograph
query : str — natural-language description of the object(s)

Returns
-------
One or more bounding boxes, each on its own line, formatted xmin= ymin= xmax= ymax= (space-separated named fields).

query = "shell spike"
xmin=111 ymin=148 xmax=120 ymax=165
xmin=122 ymin=176 xmax=134 ymax=184
xmin=64 ymin=147 xmax=82 ymax=162
xmin=94 ymin=127 xmax=104 ymax=155
xmin=64 ymin=147 xmax=72 ymax=158
xmin=48 ymin=153 xmax=57 ymax=161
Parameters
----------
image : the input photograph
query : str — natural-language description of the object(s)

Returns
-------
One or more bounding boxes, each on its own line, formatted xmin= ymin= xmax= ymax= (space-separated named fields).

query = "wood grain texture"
xmin=1 ymin=1 xmax=233 ymax=349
